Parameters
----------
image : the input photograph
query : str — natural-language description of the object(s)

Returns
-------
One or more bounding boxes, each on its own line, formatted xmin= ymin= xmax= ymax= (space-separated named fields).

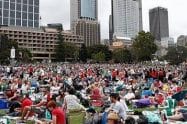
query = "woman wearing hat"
xmin=107 ymin=112 xmax=119 ymax=124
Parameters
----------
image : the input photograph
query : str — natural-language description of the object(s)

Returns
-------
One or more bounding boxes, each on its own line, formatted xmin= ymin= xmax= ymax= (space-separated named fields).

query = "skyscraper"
xmin=70 ymin=0 xmax=97 ymax=29
xmin=149 ymin=7 xmax=169 ymax=41
xmin=0 ymin=0 xmax=39 ymax=28
xmin=70 ymin=0 xmax=100 ymax=46
xmin=109 ymin=15 xmax=113 ymax=44
xmin=111 ymin=0 xmax=142 ymax=39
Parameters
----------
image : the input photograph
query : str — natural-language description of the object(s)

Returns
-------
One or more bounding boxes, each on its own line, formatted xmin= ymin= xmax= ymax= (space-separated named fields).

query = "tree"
xmin=87 ymin=44 xmax=112 ymax=61
xmin=92 ymin=52 xmax=105 ymax=63
xmin=113 ymin=49 xmax=132 ymax=63
xmin=164 ymin=46 xmax=187 ymax=65
xmin=63 ymin=42 xmax=78 ymax=61
xmin=18 ymin=48 xmax=32 ymax=63
xmin=55 ymin=32 xmax=65 ymax=61
xmin=79 ymin=44 xmax=88 ymax=62
xmin=132 ymin=31 xmax=157 ymax=61
xmin=55 ymin=31 xmax=79 ymax=62
xmin=0 ymin=35 xmax=18 ymax=64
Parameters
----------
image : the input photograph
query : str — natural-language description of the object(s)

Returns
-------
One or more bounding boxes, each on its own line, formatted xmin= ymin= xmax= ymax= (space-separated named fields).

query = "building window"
xmin=3 ymin=10 xmax=9 ymax=17
xmin=34 ymin=13 xmax=39 ymax=20
xmin=22 ymin=19 xmax=27 ymax=26
xmin=0 ymin=16 xmax=2 ymax=24
xmin=16 ymin=0 xmax=21 ymax=3
xmin=22 ymin=4 xmax=27 ymax=12
xmin=34 ymin=6 xmax=39 ymax=13
xmin=3 ymin=17 xmax=8 ymax=25
xmin=29 ymin=6 xmax=33 ymax=13
xmin=34 ymin=0 xmax=39 ymax=6
xmin=28 ymin=13 xmax=33 ymax=20
xmin=10 ymin=11 xmax=15 ymax=18
xmin=3 ymin=2 xmax=9 ymax=9
xmin=16 ymin=11 xmax=21 ymax=18
xmin=23 ymin=0 xmax=28 ymax=4
xmin=0 ymin=2 xmax=2 ymax=9
xmin=22 ymin=12 xmax=27 ymax=20
xmin=28 ymin=20 xmax=33 ymax=27
xmin=10 ymin=18 xmax=15 ymax=25
xmin=34 ymin=21 xmax=39 ymax=27
xmin=29 ymin=0 xmax=34 ymax=5
xmin=16 ymin=19 xmax=21 ymax=25
xmin=16 ymin=3 xmax=21 ymax=11
xmin=10 ymin=3 xmax=15 ymax=10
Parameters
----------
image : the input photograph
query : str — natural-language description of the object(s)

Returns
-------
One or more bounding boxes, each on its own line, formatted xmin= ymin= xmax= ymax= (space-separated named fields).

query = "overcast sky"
xmin=40 ymin=0 xmax=187 ymax=41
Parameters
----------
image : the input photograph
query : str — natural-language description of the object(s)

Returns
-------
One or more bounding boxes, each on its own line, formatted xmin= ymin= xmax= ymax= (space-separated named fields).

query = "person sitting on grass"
xmin=21 ymin=87 xmax=51 ymax=120
xmin=47 ymin=100 xmax=66 ymax=124
xmin=9 ymin=93 xmax=33 ymax=117
xmin=63 ymin=88 xmax=85 ymax=112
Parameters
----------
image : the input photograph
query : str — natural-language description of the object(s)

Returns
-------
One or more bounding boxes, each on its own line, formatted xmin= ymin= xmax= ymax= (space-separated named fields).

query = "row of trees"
xmin=2 ymin=30 xmax=186 ymax=65
xmin=55 ymin=31 xmax=158 ymax=63
xmin=163 ymin=46 xmax=187 ymax=65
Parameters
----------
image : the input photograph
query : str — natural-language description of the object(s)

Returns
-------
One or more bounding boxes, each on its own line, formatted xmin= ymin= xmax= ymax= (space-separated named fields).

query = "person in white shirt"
xmin=124 ymin=89 xmax=135 ymax=101
xmin=63 ymin=88 xmax=85 ymax=111
xmin=50 ymin=82 xmax=60 ymax=95
xmin=21 ymin=80 xmax=30 ymax=94
xmin=109 ymin=93 xmax=127 ymax=121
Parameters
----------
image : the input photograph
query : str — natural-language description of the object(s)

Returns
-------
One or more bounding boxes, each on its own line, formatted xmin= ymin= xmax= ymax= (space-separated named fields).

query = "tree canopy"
xmin=79 ymin=44 xmax=88 ymax=63
xmin=113 ymin=49 xmax=132 ymax=63
xmin=87 ymin=44 xmax=112 ymax=61
xmin=164 ymin=46 xmax=187 ymax=65
xmin=132 ymin=31 xmax=157 ymax=61
xmin=55 ymin=32 xmax=78 ymax=62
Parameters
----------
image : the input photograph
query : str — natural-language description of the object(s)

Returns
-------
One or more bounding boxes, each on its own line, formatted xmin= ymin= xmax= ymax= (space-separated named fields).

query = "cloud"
xmin=40 ymin=0 xmax=70 ymax=29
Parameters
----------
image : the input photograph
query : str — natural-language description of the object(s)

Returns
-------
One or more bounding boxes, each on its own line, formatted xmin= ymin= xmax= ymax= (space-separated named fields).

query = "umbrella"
xmin=172 ymin=89 xmax=187 ymax=101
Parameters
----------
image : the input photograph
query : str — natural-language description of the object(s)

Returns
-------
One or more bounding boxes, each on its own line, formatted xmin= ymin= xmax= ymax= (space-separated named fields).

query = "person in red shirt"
xmin=90 ymin=82 xmax=102 ymax=100
xmin=21 ymin=87 xmax=51 ymax=120
xmin=47 ymin=100 xmax=65 ymax=124
xmin=21 ymin=94 xmax=33 ymax=112
xmin=9 ymin=93 xmax=32 ymax=117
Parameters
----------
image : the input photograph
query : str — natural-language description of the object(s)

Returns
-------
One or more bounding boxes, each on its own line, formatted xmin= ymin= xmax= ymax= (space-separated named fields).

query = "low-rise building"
xmin=177 ymin=35 xmax=187 ymax=47
xmin=161 ymin=37 xmax=175 ymax=48
xmin=112 ymin=37 xmax=132 ymax=49
xmin=0 ymin=26 xmax=83 ymax=61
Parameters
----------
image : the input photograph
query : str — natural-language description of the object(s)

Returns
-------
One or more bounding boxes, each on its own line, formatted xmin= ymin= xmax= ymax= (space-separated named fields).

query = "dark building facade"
xmin=109 ymin=15 xmax=113 ymax=44
xmin=73 ymin=19 xmax=100 ymax=46
xmin=0 ymin=0 xmax=39 ymax=28
xmin=149 ymin=7 xmax=169 ymax=41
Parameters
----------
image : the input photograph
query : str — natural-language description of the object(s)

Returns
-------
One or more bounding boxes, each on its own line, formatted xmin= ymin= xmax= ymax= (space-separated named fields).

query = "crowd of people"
xmin=0 ymin=63 xmax=187 ymax=124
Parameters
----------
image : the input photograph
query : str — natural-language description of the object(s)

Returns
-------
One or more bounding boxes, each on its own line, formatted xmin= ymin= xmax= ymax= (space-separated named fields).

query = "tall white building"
xmin=112 ymin=0 xmax=142 ymax=39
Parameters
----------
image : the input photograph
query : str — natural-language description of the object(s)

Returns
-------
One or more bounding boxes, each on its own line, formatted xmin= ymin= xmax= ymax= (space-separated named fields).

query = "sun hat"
xmin=107 ymin=112 xmax=119 ymax=120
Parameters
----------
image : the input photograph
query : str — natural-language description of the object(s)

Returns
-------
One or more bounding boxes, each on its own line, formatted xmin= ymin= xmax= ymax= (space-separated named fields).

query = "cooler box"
xmin=0 ymin=99 xmax=9 ymax=109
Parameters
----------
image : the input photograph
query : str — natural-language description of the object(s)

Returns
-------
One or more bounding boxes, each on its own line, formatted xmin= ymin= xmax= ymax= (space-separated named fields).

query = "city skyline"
xmin=40 ymin=0 xmax=187 ymax=41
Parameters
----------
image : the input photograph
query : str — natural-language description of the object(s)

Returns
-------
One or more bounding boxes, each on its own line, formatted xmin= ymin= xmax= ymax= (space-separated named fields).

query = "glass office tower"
xmin=81 ymin=0 xmax=97 ymax=20
xmin=0 ymin=0 xmax=39 ymax=28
